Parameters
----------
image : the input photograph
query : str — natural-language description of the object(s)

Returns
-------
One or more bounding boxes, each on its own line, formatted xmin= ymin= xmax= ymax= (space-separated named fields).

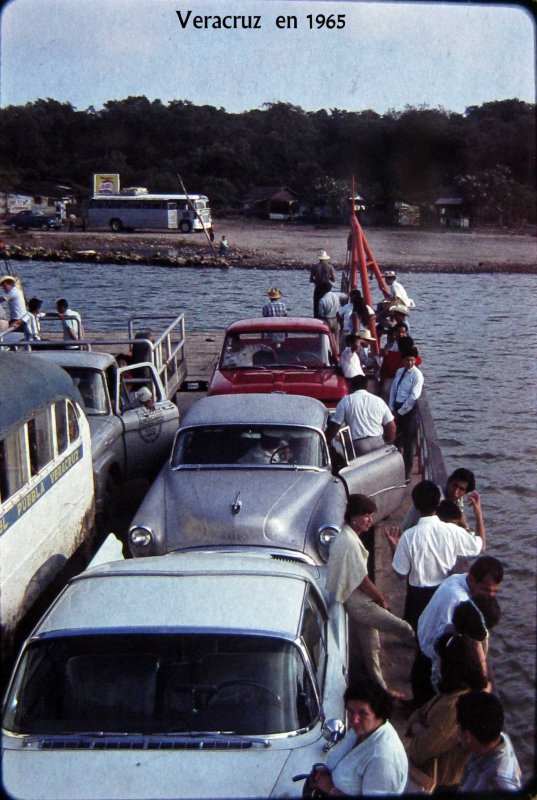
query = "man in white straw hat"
xmin=310 ymin=249 xmax=336 ymax=318
xmin=383 ymin=270 xmax=415 ymax=309
xmin=357 ymin=329 xmax=379 ymax=373
xmin=262 ymin=287 xmax=288 ymax=317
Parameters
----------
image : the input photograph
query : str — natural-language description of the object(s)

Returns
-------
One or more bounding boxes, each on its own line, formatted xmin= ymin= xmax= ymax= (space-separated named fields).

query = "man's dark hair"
xmin=437 ymin=499 xmax=463 ymax=523
xmin=394 ymin=321 xmax=409 ymax=333
xmin=404 ymin=345 xmax=419 ymax=359
xmin=345 ymin=333 xmax=360 ymax=347
xmin=28 ymin=297 xmax=43 ymax=313
xmin=452 ymin=601 xmax=489 ymax=641
xmin=411 ymin=480 xmax=440 ymax=515
xmin=436 ymin=633 xmax=488 ymax=693
xmin=348 ymin=375 xmax=368 ymax=392
xmin=469 ymin=556 xmax=504 ymax=585
xmin=344 ymin=493 xmax=377 ymax=523
xmin=472 ymin=595 xmax=501 ymax=631
xmin=56 ymin=298 xmax=68 ymax=311
xmin=398 ymin=336 xmax=416 ymax=357
xmin=447 ymin=467 xmax=476 ymax=493
xmin=344 ymin=678 xmax=393 ymax=722
xmin=456 ymin=691 xmax=504 ymax=744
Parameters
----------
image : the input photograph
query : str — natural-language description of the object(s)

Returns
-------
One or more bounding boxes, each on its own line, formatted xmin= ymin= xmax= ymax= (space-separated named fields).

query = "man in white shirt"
xmin=26 ymin=297 xmax=46 ymax=341
xmin=411 ymin=555 xmax=503 ymax=705
xmin=327 ymin=375 xmax=395 ymax=456
xmin=385 ymin=480 xmax=485 ymax=631
xmin=317 ymin=286 xmax=341 ymax=346
xmin=383 ymin=270 xmax=415 ymax=308
xmin=389 ymin=347 xmax=423 ymax=480
xmin=0 ymin=275 xmax=29 ymax=336
xmin=56 ymin=298 xmax=84 ymax=346
xmin=339 ymin=334 xmax=365 ymax=380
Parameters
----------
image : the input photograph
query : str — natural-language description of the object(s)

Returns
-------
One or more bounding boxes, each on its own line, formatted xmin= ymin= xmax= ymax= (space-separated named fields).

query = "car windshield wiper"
xmin=153 ymin=731 xmax=271 ymax=746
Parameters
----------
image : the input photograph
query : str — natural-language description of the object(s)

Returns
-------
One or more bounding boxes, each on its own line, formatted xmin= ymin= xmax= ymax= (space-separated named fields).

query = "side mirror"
xmin=321 ymin=718 xmax=345 ymax=751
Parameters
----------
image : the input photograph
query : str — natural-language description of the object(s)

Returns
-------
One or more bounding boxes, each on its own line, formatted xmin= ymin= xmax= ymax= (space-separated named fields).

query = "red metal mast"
xmin=348 ymin=177 xmax=391 ymax=353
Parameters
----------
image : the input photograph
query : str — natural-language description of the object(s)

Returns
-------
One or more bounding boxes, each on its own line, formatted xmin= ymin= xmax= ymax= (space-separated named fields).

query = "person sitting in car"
xmin=238 ymin=432 xmax=292 ymax=464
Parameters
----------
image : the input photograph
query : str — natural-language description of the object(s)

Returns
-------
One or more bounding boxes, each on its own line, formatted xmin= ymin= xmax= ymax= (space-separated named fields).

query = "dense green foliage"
xmin=0 ymin=97 xmax=535 ymax=224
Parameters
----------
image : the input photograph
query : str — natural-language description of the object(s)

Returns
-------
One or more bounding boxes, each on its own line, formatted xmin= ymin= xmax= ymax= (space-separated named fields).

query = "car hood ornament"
xmin=231 ymin=491 xmax=242 ymax=515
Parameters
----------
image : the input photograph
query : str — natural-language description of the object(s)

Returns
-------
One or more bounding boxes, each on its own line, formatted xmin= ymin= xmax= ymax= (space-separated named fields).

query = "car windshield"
xmin=172 ymin=424 xmax=329 ymax=468
xmin=3 ymin=633 xmax=319 ymax=736
xmin=64 ymin=367 xmax=109 ymax=415
xmin=221 ymin=331 xmax=335 ymax=369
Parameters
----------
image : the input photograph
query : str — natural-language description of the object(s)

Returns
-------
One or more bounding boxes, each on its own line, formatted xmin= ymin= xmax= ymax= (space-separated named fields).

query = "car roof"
xmin=225 ymin=317 xmax=332 ymax=333
xmin=35 ymin=551 xmax=325 ymax=639
xmin=27 ymin=349 xmax=115 ymax=370
xmin=182 ymin=392 xmax=328 ymax=429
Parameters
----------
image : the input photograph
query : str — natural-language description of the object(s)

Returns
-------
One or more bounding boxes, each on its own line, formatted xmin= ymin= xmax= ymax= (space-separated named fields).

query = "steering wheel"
xmin=269 ymin=444 xmax=291 ymax=464
xmin=207 ymin=679 xmax=281 ymax=706
xmin=295 ymin=351 xmax=325 ymax=366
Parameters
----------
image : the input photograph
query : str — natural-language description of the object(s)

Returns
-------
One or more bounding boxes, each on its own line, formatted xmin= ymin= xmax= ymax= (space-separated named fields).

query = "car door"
xmin=335 ymin=426 xmax=406 ymax=520
xmin=116 ymin=363 xmax=179 ymax=478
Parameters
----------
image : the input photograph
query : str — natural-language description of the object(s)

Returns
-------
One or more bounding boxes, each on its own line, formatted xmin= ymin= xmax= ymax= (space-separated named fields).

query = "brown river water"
xmin=9 ymin=260 xmax=537 ymax=782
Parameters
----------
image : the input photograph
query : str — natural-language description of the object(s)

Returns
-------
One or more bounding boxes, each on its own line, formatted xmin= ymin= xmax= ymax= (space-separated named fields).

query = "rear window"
xmin=221 ymin=331 xmax=335 ymax=369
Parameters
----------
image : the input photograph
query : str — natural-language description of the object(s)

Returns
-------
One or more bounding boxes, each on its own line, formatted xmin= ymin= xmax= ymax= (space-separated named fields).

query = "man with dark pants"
xmin=389 ymin=346 xmax=423 ymax=481
xmin=412 ymin=555 xmax=503 ymax=707
xmin=309 ymin=249 xmax=336 ymax=318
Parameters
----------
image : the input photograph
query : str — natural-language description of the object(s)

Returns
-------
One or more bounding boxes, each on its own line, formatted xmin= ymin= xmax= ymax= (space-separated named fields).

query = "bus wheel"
xmin=179 ymin=220 xmax=192 ymax=233
xmin=110 ymin=218 xmax=123 ymax=232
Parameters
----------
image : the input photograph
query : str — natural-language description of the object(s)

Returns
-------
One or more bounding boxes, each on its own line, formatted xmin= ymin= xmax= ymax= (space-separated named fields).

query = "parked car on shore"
xmin=129 ymin=393 xmax=405 ymax=562
xmin=207 ymin=317 xmax=348 ymax=410
xmin=2 ymin=549 xmax=348 ymax=799
xmin=6 ymin=210 xmax=62 ymax=230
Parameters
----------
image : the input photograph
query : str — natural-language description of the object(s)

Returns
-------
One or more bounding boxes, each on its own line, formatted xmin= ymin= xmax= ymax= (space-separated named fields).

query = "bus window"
xmin=1 ymin=428 xmax=29 ymax=499
xmin=27 ymin=409 xmax=53 ymax=475
xmin=67 ymin=401 xmax=80 ymax=443
xmin=55 ymin=401 xmax=69 ymax=455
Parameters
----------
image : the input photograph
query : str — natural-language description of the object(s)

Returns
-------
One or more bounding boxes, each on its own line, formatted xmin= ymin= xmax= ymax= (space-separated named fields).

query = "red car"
xmin=208 ymin=317 xmax=348 ymax=409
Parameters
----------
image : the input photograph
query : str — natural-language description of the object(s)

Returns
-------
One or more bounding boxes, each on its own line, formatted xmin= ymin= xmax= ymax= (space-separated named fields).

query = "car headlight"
xmin=316 ymin=524 xmax=340 ymax=562
xmin=129 ymin=525 xmax=154 ymax=548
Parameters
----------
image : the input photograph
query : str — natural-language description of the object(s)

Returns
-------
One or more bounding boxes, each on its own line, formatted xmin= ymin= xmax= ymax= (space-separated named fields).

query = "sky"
xmin=0 ymin=0 xmax=535 ymax=114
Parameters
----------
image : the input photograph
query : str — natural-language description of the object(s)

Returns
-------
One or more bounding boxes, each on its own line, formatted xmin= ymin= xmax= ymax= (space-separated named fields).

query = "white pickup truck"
xmin=11 ymin=314 xmax=187 ymax=524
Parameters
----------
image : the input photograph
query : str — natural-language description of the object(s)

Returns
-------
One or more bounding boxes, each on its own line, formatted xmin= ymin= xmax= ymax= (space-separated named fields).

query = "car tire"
xmin=110 ymin=218 xmax=123 ymax=232
xmin=179 ymin=220 xmax=192 ymax=233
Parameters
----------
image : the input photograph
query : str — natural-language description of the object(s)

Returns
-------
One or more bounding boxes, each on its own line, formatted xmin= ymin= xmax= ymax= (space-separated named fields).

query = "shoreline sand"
xmin=2 ymin=218 xmax=535 ymax=273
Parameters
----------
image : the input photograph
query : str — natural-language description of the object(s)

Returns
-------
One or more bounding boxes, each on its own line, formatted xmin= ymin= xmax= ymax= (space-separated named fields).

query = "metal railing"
xmin=415 ymin=389 xmax=448 ymax=486
xmin=1 ymin=313 xmax=188 ymax=400
xmin=128 ymin=313 xmax=187 ymax=398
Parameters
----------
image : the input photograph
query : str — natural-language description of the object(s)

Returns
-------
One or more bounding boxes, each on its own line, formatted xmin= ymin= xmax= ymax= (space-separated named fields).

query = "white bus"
xmin=0 ymin=353 xmax=95 ymax=663
xmin=87 ymin=193 xmax=213 ymax=233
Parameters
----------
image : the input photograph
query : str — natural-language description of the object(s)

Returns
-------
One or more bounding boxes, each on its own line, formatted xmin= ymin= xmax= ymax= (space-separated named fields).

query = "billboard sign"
xmin=93 ymin=174 xmax=120 ymax=195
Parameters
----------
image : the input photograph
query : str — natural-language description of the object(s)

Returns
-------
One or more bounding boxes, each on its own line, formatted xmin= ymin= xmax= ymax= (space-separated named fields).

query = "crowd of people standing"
xmin=261 ymin=247 xmax=522 ymax=795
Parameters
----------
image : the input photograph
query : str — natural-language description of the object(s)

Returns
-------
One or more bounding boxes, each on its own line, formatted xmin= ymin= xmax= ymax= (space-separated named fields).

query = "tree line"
xmin=0 ymin=96 xmax=534 ymax=225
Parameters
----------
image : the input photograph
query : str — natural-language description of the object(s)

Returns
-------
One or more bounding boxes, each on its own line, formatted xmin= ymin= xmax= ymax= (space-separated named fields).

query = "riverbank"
xmin=1 ymin=218 xmax=535 ymax=272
